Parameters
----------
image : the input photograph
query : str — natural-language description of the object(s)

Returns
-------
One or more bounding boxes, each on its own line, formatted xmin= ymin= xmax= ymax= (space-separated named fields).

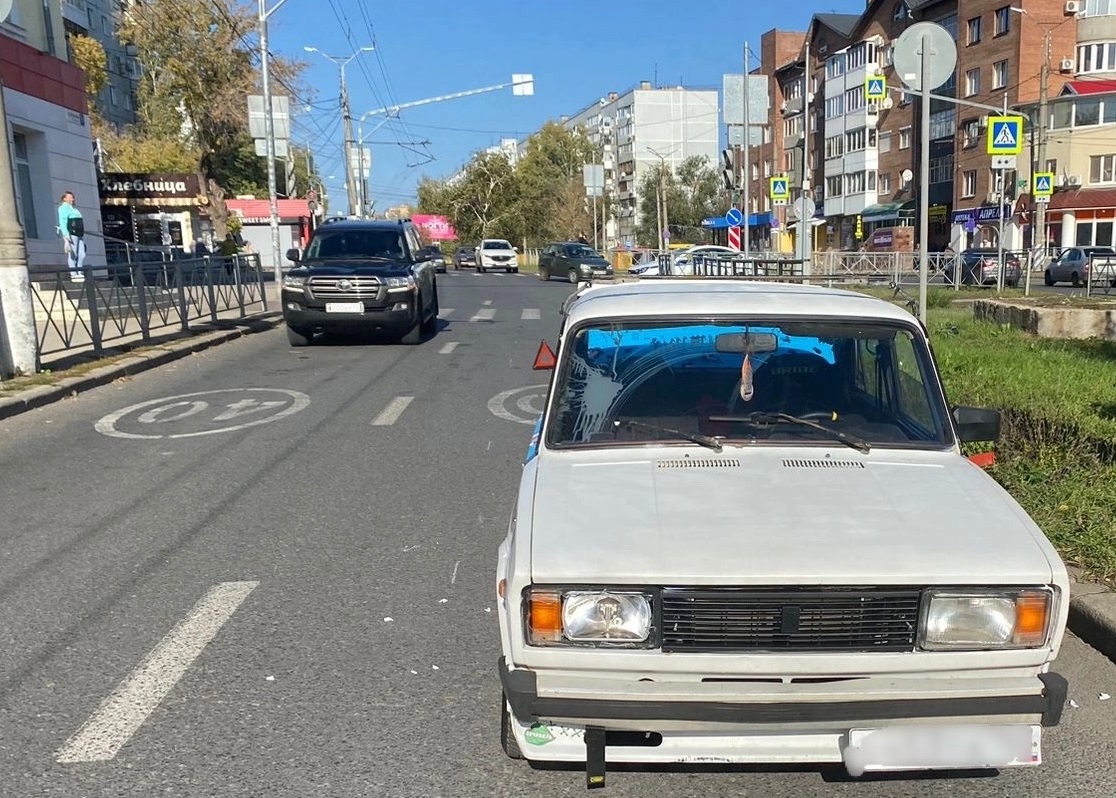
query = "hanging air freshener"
xmin=740 ymin=352 xmax=755 ymax=402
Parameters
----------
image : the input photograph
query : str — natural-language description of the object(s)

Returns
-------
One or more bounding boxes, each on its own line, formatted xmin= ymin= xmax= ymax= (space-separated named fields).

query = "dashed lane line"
xmin=56 ymin=581 xmax=259 ymax=763
xmin=371 ymin=396 xmax=415 ymax=426
xmin=521 ymin=308 xmax=541 ymax=320
xmin=439 ymin=342 xmax=459 ymax=355
xmin=469 ymin=308 xmax=497 ymax=322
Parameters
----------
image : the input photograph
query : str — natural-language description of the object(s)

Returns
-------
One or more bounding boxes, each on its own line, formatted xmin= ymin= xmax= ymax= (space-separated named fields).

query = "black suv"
xmin=282 ymin=219 xmax=440 ymax=346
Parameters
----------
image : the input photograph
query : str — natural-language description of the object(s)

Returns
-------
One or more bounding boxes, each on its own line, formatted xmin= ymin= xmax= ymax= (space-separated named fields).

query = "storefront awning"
xmin=861 ymin=200 xmax=915 ymax=223
xmin=702 ymin=212 xmax=773 ymax=228
xmin=1047 ymin=187 xmax=1116 ymax=212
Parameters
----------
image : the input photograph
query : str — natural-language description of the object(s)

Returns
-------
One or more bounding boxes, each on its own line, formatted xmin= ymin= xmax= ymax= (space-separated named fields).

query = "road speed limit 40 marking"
xmin=488 ymin=385 xmax=547 ymax=425
xmin=95 ymin=388 xmax=311 ymax=440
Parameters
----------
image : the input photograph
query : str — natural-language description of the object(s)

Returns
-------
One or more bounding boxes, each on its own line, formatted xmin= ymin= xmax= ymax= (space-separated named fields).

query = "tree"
xmin=514 ymin=122 xmax=596 ymax=243
xmin=447 ymin=152 xmax=521 ymax=243
xmin=68 ymin=35 xmax=108 ymax=103
xmin=636 ymin=156 xmax=720 ymax=246
xmin=121 ymin=0 xmax=304 ymax=237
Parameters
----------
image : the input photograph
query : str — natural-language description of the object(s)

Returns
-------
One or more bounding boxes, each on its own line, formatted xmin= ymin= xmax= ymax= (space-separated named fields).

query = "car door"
xmin=405 ymin=226 xmax=434 ymax=314
xmin=1053 ymin=249 xmax=1081 ymax=283
xmin=539 ymin=245 xmax=556 ymax=274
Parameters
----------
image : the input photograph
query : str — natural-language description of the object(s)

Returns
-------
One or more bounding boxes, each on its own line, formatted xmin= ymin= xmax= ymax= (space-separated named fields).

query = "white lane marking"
xmin=451 ymin=561 xmax=460 ymax=584
xmin=439 ymin=308 xmax=455 ymax=318
xmin=371 ymin=396 xmax=414 ymax=426
xmin=488 ymin=385 xmax=548 ymax=425
xmin=483 ymin=300 xmax=493 ymax=306
xmin=469 ymin=308 xmax=497 ymax=322
xmin=439 ymin=342 xmax=459 ymax=355
xmin=521 ymin=308 xmax=540 ymax=320
xmin=56 ymin=581 xmax=258 ymax=764
xmin=95 ymin=389 xmax=311 ymax=440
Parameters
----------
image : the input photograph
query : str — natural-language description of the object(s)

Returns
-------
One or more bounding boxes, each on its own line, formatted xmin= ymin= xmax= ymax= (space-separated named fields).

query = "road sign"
xmin=865 ymin=76 xmax=887 ymax=101
xmin=893 ymin=23 xmax=958 ymax=92
xmin=1033 ymin=172 xmax=1055 ymax=197
xmin=728 ymin=226 xmax=741 ymax=251
xmin=725 ymin=206 xmax=744 ymax=226
xmin=770 ymin=217 xmax=780 ymax=231
xmin=987 ymin=116 xmax=1024 ymax=155
xmin=1034 ymin=194 xmax=1050 ymax=204
xmin=991 ymin=155 xmax=1017 ymax=170
xmin=769 ymin=177 xmax=790 ymax=201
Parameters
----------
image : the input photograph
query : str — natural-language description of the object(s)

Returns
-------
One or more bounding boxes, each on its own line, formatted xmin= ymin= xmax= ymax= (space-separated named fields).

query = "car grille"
xmin=660 ymin=587 xmax=921 ymax=653
xmin=486 ymin=255 xmax=513 ymax=262
xmin=307 ymin=276 xmax=381 ymax=300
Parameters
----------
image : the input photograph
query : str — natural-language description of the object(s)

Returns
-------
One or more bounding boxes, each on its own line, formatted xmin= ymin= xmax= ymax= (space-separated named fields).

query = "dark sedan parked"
xmin=537 ymin=242 xmax=614 ymax=282
xmin=945 ymin=248 xmax=1022 ymax=287
xmin=452 ymin=246 xmax=475 ymax=270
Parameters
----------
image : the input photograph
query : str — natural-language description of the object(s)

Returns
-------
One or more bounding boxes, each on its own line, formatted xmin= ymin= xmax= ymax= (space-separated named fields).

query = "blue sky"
xmin=269 ymin=0 xmax=867 ymax=210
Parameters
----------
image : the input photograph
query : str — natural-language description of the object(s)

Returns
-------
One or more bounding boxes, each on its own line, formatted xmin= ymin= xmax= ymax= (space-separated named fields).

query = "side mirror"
xmin=953 ymin=406 xmax=1001 ymax=443
xmin=285 ymin=248 xmax=301 ymax=262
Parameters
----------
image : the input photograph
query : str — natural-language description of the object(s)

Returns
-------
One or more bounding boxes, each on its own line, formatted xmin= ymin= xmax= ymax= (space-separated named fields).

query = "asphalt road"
xmin=1 ymin=271 xmax=1115 ymax=798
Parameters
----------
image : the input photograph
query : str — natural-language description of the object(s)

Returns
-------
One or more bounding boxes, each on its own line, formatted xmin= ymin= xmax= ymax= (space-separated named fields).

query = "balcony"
xmin=61 ymin=0 xmax=89 ymax=29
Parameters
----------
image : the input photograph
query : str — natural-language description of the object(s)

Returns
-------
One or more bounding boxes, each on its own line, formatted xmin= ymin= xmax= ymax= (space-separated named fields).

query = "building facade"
xmin=562 ymin=83 xmax=719 ymax=246
xmin=3 ymin=0 xmax=106 ymax=272
xmin=59 ymin=0 xmax=140 ymax=130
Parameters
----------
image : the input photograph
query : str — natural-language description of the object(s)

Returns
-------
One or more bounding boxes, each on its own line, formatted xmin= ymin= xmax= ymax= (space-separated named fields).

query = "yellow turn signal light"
xmin=1014 ymin=591 xmax=1051 ymax=646
xmin=527 ymin=590 xmax=563 ymax=644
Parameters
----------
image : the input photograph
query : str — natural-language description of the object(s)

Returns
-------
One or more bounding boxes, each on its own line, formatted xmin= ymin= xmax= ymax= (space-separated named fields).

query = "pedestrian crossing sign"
xmin=769 ymin=177 xmax=790 ymax=201
xmin=1033 ymin=172 xmax=1055 ymax=197
xmin=865 ymin=76 xmax=887 ymax=101
xmin=987 ymin=115 xmax=1024 ymax=155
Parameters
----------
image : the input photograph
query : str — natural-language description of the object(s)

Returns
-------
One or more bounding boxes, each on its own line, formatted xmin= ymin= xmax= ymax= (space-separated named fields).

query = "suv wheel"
xmin=287 ymin=326 xmax=311 ymax=347
xmin=567 ymin=268 xmax=579 ymax=283
xmin=400 ymin=299 xmax=423 ymax=345
xmin=420 ymin=289 xmax=439 ymax=336
xmin=1072 ymin=272 xmax=1081 ymax=287
xmin=538 ymin=266 xmax=549 ymax=281
xmin=500 ymin=696 xmax=523 ymax=760
xmin=1044 ymin=270 xmax=1054 ymax=286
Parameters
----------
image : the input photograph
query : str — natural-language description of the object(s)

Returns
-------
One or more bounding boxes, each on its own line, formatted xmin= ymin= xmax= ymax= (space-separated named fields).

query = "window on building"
xmin=1076 ymin=41 xmax=1116 ymax=74
xmin=937 ymin=13 xmax=959 ymax=40
xmin=12 ymin=132 xmax=38 ymax=238
xmin=1076 ymin=98 xmax=1102 ymax=126
xmin=962 ymin=170 xmax=978 ymax=197
xmin=930 ymin=155 xmax=954 ymax=184
xmin=1046 ymin=158 xmax=1058 ymax=174
xmin=879 ymin=173 xmax=891 ymax=194
xmin=825 ymin=134 xmax=844 ymax=160
xmin=847 ymin=172 xmax=866 ymax=194
xmin=764 ymin=160 xmax=772 ymax=177
xmin=930 ymin=109 xmax=957 ymax=140
xmin=846 ymin=128 xmax=867 ymax=152
xmin=899 ymin=126 xmax=911 ymax=149
xmin=109 ymin=85 xmax=118 ymax=106
xmin=965 ymin=68 xmax=981 ymax=96
xmin=845 ymin=85 xmax=864 ymax=113
xmin=1082 ymin=0 xmax=1116 ymax=17
xmin=994 ymin=7 xmax=1011 ymax=36
xmin=962 ymin=118 xmax=981 ymax=148
xmin=1090 ymin=153 xmax=1116 ymax=183
xmin=878 ymin=130 xmax=892 ymax=153
xmin=993 ymin=60 xmax=1008 ymax=90
xmin=826 ymin=95 xmax=845 ymax=118
xmin=1051 ymin=100 xmax=1073 ymax=129
xmin=827 ymin=53 xmax=846 ymax=78
xmin=826 ymin=175 xmax=844 ymax=197
xmin=967 ymin=17 xmax=982 ymax=45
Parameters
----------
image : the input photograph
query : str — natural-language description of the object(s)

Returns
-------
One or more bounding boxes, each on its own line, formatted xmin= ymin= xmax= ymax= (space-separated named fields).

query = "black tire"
xmin=1072 ymin=272 xmax=1081 ymax=287
xmin=512 ymin=267 xmax=519 ymax=274
xmin=506 ymin=267 xmax=513 ymax=274
xmin=538 ymin=266 xmax=549 ymax=281
xmin=500 ymin=696 xmax=524 ymax=760
xmin=453 ymin=261 xmax=460 ymax=271
xmin=286 ymin=326 xmax=311 ymax=347
xmin=567 ymin=268 xmax=578 ymax=283
xmin=1044 ymin=271 xmax=1054 ymax=286
xmin=476 ymin=264 xmax=485 ymax=274
xmin=400 ymin=302 xmax=423 ymax=345
xmin=421 ymin=289 xmax=439 ymax=336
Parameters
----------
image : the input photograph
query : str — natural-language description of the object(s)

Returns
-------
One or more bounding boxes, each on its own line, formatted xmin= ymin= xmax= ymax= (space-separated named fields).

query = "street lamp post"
xmin=647 ymin=147 xmax=678 ymax=259
xmin=257 ymin=0 xmax=290 ymax=285
xmin=303 ymin=44 xmax=375 ymax=217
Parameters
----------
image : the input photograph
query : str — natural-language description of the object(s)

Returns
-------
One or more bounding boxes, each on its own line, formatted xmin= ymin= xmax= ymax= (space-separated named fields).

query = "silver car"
xmin=1044 ymin=246 xmax=1116 ymax=287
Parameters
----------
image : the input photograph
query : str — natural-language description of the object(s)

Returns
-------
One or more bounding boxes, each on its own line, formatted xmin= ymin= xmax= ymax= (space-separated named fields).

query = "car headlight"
xmin=525 ymin=588 xmax=654 ymax=646
xmin=919 ymin=588 xmax=1054 ymax=650
xmin=282 ymin=275 xmax=306 ymax=288
xmin=579 ymin=263 xmax=594 ymax=272
xmin=384 ymin=276 xmax=416 ymax=291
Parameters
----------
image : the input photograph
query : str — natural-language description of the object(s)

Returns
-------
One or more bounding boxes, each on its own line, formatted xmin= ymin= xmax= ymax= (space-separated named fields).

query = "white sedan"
xmin=628 ymin=245 xmax=739 ymax=276
xmin=496 ymin=279 xmax=1069 ymax=788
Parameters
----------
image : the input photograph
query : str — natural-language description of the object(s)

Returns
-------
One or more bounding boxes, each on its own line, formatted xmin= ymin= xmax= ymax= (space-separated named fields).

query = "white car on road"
xmin=629 ymin=244 xmax=739 ymax=277
xmin=475 ymin=239 xmax=520 ymax=273
xmin=496 ymin=279 xmax=1069 ymax=788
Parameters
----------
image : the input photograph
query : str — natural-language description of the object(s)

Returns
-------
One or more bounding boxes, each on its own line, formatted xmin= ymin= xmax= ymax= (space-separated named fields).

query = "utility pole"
xmin=1028 ymin=32 xmax=1050 ymax=296
xmin=305 ymin=45 xmax=374 ymax=217
xmin=258 ymin=0 xmax=288 ymax=285
xmin=797 ymin=38 xmax=811 ymax=271
xmin=742 ymin=41 xmax=752 ymax=263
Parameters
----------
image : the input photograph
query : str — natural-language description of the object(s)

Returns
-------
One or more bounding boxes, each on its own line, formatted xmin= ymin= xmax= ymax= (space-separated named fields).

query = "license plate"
xmin=844 ymin=725 xmax=1040 ymax=775
xmin=325 ymin=302 xmax=363 ymax=313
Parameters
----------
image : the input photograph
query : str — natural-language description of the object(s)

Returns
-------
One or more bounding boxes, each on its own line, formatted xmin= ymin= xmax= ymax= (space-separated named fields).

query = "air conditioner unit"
xmin=866 ymin=101 xmax=880 ymax=115
xmin=1068 ymin=174 xmax=1082 ymax=186
xmin=1064 ymin=0 xmax=1081 ymax=14
xmin=978 ymin=115 xmax=989 ymax=129
xmin=986 ymin=193 xmax=999 ymax=204
xmin=1059 ymin=58 xmax=1076 ymax=73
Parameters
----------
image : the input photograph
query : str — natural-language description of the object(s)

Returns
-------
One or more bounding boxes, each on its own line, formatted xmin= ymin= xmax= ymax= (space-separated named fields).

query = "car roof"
xmin=562 ymin=280 xmax=917 ymax=327
xmin=316 ymin=219 xmax=406 ymax=231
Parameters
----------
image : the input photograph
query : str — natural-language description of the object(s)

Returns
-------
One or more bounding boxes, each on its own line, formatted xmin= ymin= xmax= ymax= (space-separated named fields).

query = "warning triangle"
xmin=993 ymin=123 xmax=1017 ymax=147
xmin=532 ymin=340 xmax=557 ymax=370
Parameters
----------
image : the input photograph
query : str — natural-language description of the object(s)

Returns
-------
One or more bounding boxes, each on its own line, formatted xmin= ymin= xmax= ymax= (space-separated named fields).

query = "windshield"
xmin=546 ymin=318 xmax=951 ymax=450
xmin=567 ymin=245 xmax=601 ymax=259
xmin=483 ymin=240 xmax=513 ymax=250
xmin=305 ymin=230 xmax=407 ymax=260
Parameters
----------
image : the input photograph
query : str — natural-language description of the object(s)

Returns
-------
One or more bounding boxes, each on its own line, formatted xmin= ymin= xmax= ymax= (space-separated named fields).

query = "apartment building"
xmin=59 ymin=0 xmax=140 ymax=129
xmin=562 ymin=83 xmax=719 ymax=246
xmin=2 ymin=0 xmax=106 ymax=272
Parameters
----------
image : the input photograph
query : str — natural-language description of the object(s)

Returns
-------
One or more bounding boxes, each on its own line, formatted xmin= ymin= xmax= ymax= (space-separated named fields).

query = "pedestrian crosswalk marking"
xmin=993 ymin=124 xmax=1016 ymax=147
xmin=522 ymin=308 xmax=540 ymax=320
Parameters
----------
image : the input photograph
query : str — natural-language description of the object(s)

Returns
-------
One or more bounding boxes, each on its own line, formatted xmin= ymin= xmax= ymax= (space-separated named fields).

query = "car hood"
xmin=294 ymin=261 xmax=410 ymax=277
xmin=580 ymin=257 xmax=611 ymax=268
xmin=528 ymin=448 xmax=1058 ymax=586
xmin=480 ymin=249 xmax=515 ymax=257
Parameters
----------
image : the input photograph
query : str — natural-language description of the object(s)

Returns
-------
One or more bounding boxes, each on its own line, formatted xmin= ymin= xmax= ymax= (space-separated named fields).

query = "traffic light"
xmin=722 ymin=169 xmax=736 ymax=191
xmin=721 ymin=148 xmax=734 ymax=172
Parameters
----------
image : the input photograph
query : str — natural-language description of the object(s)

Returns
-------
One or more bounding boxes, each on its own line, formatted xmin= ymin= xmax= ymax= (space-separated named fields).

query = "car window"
xmin=546 ymin=319 xmax=950 ymax=449
xmin=307 ymin=230 xmax=406 ymax=259
xmin=483 ymin=240 xmax=513 ymax=250
xmin=568 ymin=245 xmax=600 ymax=259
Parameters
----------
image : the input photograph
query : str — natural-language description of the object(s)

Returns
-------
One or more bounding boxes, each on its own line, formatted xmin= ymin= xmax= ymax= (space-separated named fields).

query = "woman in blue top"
xmin=57 ymin=191 xmax=86 ymax=282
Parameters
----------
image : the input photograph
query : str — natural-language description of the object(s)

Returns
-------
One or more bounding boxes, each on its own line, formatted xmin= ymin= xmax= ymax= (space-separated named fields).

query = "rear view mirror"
xmin=715 ymin=332 xmax=778 ymax=354
xmin=285 ymin=248 xmax=301 ymax=262
xmin=953 ymin=406 xmax=1001 ymax=443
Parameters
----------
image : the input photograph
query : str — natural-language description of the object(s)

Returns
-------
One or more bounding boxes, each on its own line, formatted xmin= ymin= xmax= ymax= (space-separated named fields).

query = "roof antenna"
xmin=654 ymin=63 xmax=658 ymax=88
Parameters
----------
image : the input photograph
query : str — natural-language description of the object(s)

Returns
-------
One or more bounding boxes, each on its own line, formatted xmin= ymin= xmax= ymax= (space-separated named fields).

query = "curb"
xmin=1069 ymin=569 xmax=1116 ymax=663
xmin=0 ymin=312 xmax=282 ymax=421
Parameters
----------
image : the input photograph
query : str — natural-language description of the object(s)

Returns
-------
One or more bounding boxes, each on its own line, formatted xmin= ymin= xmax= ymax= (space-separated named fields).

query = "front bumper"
xmin=282 ymin=295 xmax=418 ymax=333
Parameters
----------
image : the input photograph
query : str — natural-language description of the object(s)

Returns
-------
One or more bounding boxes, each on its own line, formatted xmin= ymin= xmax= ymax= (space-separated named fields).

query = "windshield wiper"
xmin=313 ymin=255 xmax=398 ymax=262
xmin=613 ymin=418 xmax=723 ymax=452
xmin=708 ymin=412 xmax=871 ymax=454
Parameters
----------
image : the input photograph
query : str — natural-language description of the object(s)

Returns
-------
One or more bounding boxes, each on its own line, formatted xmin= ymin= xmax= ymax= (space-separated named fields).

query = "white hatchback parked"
xmin=496 ymin=279 xmax=1069 ymax=789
